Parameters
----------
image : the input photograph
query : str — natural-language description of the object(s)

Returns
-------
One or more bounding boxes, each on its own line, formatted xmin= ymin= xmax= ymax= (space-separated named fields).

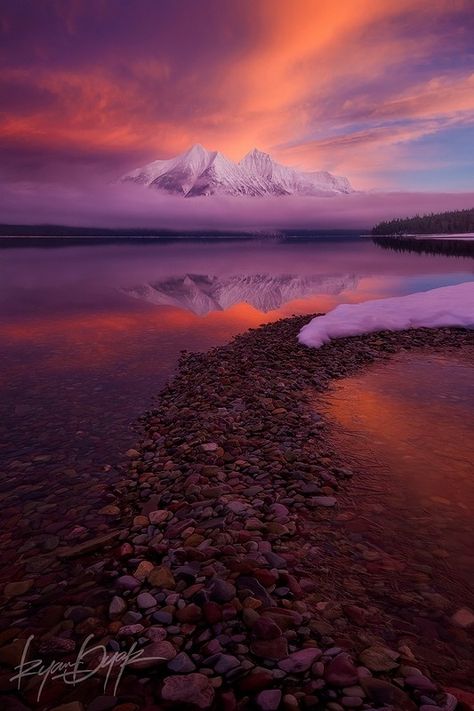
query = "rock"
xmin=126 ymin=448 xmax=140 ymax=458
xmin=148 ymin=565 xmax=176 ymax=589
xmin=261 ymin=608 xmax=302 ymax=630
xmin=201 ymin=442 xmax=219 ymax=452
xmin=118 ymin=624 xmax=144 ymax=637
xmin=342 ymin=604 xmax=368 ymax=625
xmin=256 ymin=689 xmax=282 ymax=711
xmin=98 ymin=504 xmax=120 ymax=516
xmin=359 ymin=645 xmax=399 ymax=672
xmin=167 ymin=651 xmax=196 ymax=673
xmin=238 ymin=670 xmax=273 ymax=692
xmin=361 ymin=677 xmax=417 ymax=710
xmin=50 ymin=704 xmax=85 ymax=711
xmin=109 ymin=596 xmax=126 ymax=618
xmin=264 ymin=551 xmax=287 ymax=568
xmin=136 ymin=592 xmax=156 ymax=609
xmin=405 ymin=674 xmax=437 ymax=692
xmin=176 ymin=603 xmax=202 ymax=623
xmin=203 ymin=601 xmax=223 ymax=624
xmin=133 ymin=640 xmax=176 ymax=668
xmin=252 ymin=616 xmax=282 ymax=640
xmin=325 ymin=653 xmax=359 ymax=687
xmin=227 ymin=501 xmax=249 ymax=514
xmin=310 ymin=496 xmax=336 ymax=507
xmin=3 ymin=580 xmax=34 ymax=598
xmin=237 ymin=575 xmax=275 ymax=607
xmin=251 ymin=636 xmax=288 ymax=660
xmin=278 ymin=648 xmax=321 ymax=673
xmin=208 ymin=578 xmax=237 ymax=602
xmin=87 ymin=697 xmax=117 ymax=711
xmin=451 ymin=607 xmax=474 ymax=629
xmin=341 ymin=697 xmax=363 ymax=708
xmin=148 ymin=509 xmax=169 ymax=525
xmin=445 ymin=687 xmax=474 ymax=710
xmin=38 ymin=637 xmax=76 ymax=655
xmin=213 ymin=654 xmax=240 ymax=674
xmin=153 ymin=610 xmax=173 ymax=624
xmin=161 ymin=673 xmax=215 ymax=708
xmin=133 ymin=560 xmax=154 ymax=581
xmin=282 ymin=694 xmax=299 ymax=711
xmin=116 ymin=574 xmax=141 ymax=591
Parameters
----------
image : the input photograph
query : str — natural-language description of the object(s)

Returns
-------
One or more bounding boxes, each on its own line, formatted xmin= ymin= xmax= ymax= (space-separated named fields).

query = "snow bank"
xmin=298 ymin=282 xmax=474 ymax=348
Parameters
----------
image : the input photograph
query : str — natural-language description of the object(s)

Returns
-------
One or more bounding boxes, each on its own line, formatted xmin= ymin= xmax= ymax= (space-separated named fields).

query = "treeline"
xmin=373 ymin=235 xmax=474 ymax=258
xmin=372 ymin=208 xmax=474 ymax=235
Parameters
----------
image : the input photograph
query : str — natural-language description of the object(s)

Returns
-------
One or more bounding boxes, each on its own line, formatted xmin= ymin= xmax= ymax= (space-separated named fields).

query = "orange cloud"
xmin=0 ymin=0 xmax=472 ymax=187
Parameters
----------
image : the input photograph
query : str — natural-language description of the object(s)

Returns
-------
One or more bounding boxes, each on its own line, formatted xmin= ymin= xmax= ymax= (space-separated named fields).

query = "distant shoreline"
xmin=372 ymin=233 xmax=474 ymax=258
xmin=363 ymin=232 xmax=474 ymax=240
xmin=0 ymin=224 xmax=364 ymax=238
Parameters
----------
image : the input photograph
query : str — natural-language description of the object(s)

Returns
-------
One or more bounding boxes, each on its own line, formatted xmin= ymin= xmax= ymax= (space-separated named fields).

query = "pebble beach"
xmin=1 ymin=316 xmax=473 ymax=711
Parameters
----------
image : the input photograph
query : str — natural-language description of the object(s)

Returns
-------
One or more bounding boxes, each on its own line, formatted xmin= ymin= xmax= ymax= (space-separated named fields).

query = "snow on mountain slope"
xmin=121 ymin=273 xmax=358 ymax=315
xmin=122 ymin=145 xmax=353 ymax=197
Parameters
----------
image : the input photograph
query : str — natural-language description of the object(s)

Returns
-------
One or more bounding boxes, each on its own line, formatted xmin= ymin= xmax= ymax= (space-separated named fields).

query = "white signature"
xmin=10 ymin=634 xmax=165 ymax=701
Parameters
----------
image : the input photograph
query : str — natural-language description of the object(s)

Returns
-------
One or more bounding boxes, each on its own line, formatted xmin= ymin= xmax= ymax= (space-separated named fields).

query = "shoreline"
xmin=1 ymin=317 xmax=473 ymax=710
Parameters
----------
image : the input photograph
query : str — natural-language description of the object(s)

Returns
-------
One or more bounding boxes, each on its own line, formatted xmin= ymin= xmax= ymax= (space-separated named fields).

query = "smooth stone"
xmin=148 ymin=565 xmax=176 ymax=589
xmin=109 ymin=596 xmax=126 ymax=618
xmin=451 ymin=607 xmax=474 ymax=628
xmin=311 ymin=496 xmax=337 ymax=507
xmin=213 ymin=654 xmax=240 ymax=674
xmin=161 ymin=673 xmax=215 ymax=708
xmin=116 ymin=575 xmax=140 ymax=591
xmin=208 ymin=578 xmax=237 ymax=602
xmin=148 ymin=509 xmax=169 ymax=525
xmin=133 ymin=640 xmax=176 ymax=669
xmin=133 ymin=560 xmax=154 ymax=581
xmin=361 ymin=677 xmax=417 ymax=710
xmin=405 ymin=674 xmax=437 ymax=692
xmin=278 ymin=648 xmax=322 ymax=673
xmin=167 ymin=652 xmax=196 ymax=673
xmin=87 ymin=697 xmax=117 ymax=711
xmin=251 ymin=636 xmax=288 ymax=660
xmin=256 ymin=689 xmax=282 ymax=711
xmin=359 ymin=645 xmax=399 ymax=672
xmin=252 ymin=617 xmax=282 ymax=640
xmin=3 ymin=580 xmax=34 ymax=598
xmin=136 ymin=592 xmax=156 ymax=609
xmin=325 ymin=653 xmax=359 ymax=687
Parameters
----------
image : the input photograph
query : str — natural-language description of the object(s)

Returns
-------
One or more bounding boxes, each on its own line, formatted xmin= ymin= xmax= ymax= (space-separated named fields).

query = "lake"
xmin=0 ymin=235 xmax=472 ymax=591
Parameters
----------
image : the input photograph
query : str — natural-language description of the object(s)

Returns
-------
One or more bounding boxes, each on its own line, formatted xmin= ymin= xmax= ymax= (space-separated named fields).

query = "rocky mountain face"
xmin=122 ymin=144 xmax=353 ymax=197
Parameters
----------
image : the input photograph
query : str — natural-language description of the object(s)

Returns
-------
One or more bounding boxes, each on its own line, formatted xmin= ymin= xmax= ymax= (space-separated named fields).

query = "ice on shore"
xmin=298 ymin=282 xmax=474 ymax=348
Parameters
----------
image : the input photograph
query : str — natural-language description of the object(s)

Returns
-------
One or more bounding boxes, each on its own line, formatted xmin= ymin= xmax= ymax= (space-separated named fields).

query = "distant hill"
xmin=372 ymin=208 xmax=474 ymax=235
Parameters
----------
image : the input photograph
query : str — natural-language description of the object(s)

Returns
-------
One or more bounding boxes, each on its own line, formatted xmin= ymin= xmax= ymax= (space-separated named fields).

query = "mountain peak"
xmin=185 ymin=143 xmax=208 ymax=155
xmin=123 ymin=145 xmax=354 ymax=197
xmin=248 ymin=147 xmax=269 ymax=157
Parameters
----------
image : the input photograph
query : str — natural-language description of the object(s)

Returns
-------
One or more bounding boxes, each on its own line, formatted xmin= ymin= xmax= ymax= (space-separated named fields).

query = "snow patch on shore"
xmin=298 ymin=282 xmax=474 ymax=348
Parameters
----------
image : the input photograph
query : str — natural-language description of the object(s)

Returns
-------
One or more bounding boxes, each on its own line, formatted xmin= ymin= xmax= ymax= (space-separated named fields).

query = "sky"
xmin=1 ymin=0 xmax=473 ymax=227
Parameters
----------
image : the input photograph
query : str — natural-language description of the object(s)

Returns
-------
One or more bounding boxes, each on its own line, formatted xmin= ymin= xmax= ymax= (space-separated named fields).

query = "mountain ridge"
xmin=123 ymin=144 xmax=353 ymax=197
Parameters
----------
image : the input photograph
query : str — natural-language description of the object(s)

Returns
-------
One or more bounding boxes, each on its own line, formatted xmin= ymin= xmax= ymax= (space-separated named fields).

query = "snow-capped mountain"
xmin=122 ymin=144 xmax=353 ymax=197
xmin=121 ymin=273 xmax=358 ymax=315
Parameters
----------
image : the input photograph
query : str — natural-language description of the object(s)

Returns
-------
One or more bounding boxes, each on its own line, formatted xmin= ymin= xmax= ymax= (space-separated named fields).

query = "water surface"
xmin=320 ymin=349 xmax=474 ymax=592
xmin=0 ymin=235 xmax=472 ymax=587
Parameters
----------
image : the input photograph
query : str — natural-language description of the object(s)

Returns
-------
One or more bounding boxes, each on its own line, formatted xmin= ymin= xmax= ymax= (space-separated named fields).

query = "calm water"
xmin=0 ymin=235 xmax=472 ymax=589
xmin=320 ymin=350 xmax=474 ymax=592
xmin=0 ymin=235 xmax=472 ymax=475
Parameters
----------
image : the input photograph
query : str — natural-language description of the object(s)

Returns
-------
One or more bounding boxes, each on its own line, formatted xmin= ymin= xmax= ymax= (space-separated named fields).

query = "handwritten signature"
xmin=10 ymin=634 xmax=165 ymax=701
